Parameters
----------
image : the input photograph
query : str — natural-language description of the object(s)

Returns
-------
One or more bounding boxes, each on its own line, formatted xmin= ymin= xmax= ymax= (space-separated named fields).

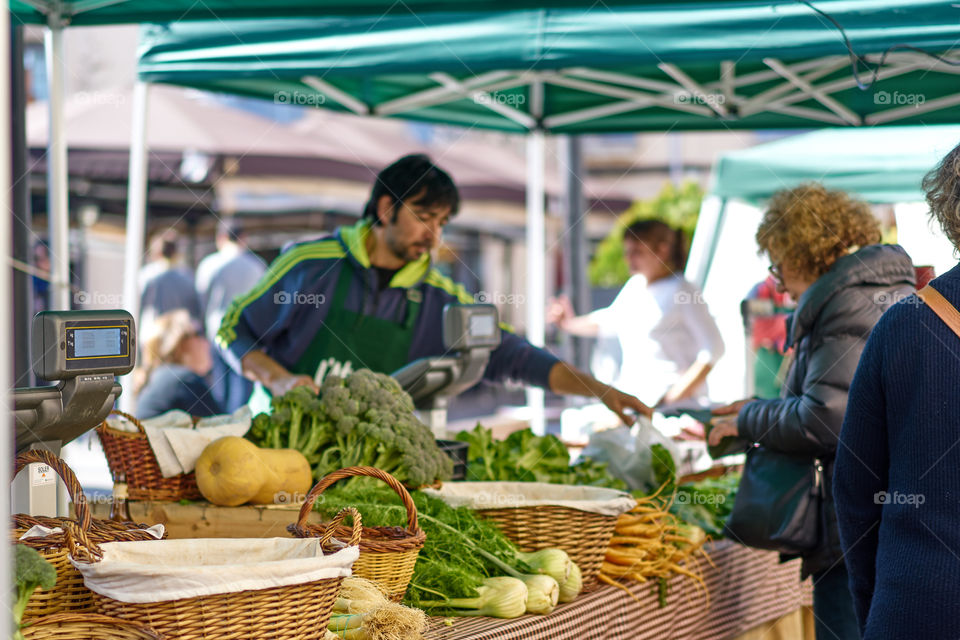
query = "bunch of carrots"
xmin=599 ymin=486 xmax=711 ymax=606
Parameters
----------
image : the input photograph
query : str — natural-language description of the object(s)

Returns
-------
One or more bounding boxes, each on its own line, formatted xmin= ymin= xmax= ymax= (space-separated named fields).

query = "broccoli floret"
xmin=14 ymin=544 xmax=56 ymax=635
xmin=268 ymin=368 xmax=452 ymax=487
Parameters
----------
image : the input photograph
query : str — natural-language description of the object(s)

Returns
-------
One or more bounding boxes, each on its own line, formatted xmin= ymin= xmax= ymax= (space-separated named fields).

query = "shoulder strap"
xmin=917 ymin=285 xmax=960 ymax=339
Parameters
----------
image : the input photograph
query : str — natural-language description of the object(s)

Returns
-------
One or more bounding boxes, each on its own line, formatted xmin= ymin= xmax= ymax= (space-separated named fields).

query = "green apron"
xmin=248 ymin=264 xmax=421 ymax=414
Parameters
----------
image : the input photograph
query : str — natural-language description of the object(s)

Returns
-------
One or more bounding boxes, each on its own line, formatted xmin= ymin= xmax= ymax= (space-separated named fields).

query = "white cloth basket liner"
xmin=423 ymin=482 xmax=636 ymax=516
xmin=71 ymin=537 xmax=358 ymax=603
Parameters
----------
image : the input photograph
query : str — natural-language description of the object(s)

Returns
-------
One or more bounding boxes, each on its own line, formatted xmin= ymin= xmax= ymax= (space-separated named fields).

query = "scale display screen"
xmin=73 ymin=328 xmax=122 ymax=357
xmin=469 ymin=314 xmax=497 ymax=338
xmin=64 ymin=323 xmax=130 ymax=367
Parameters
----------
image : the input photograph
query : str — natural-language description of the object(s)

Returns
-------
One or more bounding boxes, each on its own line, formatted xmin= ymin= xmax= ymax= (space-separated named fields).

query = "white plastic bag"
xmin=581 ymin=416 xmax=680 ymax=491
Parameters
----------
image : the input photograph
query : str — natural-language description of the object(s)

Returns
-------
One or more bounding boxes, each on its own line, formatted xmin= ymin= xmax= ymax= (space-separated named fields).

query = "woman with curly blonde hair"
xmin=709 ymin=183 xmax=915 ymax=640
xmin=835 ymin=144 xmax=960 ymax=639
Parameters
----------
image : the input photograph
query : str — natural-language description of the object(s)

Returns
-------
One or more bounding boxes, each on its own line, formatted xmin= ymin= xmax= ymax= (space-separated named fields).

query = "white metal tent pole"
xmin=44 ymin=21 xmax=69 ymax=311
xmin=1 ymin=0 xmax=14 ymax=618
xmin=525 ymin=130 xmax=546 ymax=435
xmin=118 ymin=81 xmax=150 ymax=413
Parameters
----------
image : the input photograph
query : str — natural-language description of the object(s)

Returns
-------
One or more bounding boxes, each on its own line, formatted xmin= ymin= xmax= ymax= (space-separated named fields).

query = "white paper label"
xmin=31 ymin=463 xmax=56 ymax=487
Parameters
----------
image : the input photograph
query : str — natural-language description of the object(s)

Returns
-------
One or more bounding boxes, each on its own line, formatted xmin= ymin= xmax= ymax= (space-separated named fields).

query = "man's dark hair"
xmin=362 ymin=154 xmax=460 ymax=225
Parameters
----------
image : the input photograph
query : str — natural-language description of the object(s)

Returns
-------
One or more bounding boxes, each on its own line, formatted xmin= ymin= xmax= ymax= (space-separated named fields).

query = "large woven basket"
xmin=12 ymin=449 xmax=166 ymax=619
xmin=96 ymin=410 xmax=202 ymax=501
xmin=74 ymin=508 xmax=361 ymax=640
xmin=20 ymin=613 xmax=164 ymax=640
xmin=288 ymin=466 xmax=425 ymax=601
xmin=475 ymin=505 xmax=618 ymax=589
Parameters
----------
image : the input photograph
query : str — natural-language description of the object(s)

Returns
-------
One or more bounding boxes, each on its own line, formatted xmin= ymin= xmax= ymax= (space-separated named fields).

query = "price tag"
xmin=31 ymin=463 xmax=56 ymax=487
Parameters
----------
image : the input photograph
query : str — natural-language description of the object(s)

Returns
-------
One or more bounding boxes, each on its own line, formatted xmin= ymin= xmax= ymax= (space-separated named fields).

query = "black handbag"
xmin=723 ymin=447 xmax=823 ymax=555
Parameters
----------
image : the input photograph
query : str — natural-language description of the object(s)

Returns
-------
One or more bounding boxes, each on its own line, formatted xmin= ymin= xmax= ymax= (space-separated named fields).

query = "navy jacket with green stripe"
xmin=216 ymin=220 xmax=559 ymax=388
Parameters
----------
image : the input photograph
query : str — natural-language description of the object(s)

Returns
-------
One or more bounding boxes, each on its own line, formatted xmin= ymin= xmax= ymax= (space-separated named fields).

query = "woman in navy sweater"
xmin=835 ymin=143 xmax=960 ymax=639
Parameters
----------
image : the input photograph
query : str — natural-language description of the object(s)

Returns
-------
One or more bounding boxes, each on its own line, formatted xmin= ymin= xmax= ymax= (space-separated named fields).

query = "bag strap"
xmin=917 ymin=285 xmax=960 ymax=339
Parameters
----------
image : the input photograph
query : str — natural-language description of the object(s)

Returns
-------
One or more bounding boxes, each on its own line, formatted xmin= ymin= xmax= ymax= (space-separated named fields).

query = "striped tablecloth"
xmin=424 ymin=540 xmax=812 ymax=640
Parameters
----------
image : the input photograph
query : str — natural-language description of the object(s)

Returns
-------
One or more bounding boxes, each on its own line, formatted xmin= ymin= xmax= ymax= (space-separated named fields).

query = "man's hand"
xmin=242 ymin=350 xmax=320 ymax=397
xmin=547 ymin=295 xmax=575 ymax=328
xmin=707 ymin=415 xmax=739 ymax=446
xmin=598 ymin=385 xmax=654 ymax=425
xmin=268 ymin=374 xmax=319 ymax=397
xmin=712 ymin=398 xmax=752 ymax=416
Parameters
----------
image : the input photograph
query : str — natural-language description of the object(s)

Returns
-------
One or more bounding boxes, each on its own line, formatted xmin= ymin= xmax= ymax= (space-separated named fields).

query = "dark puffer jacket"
xmin=737 ymin=244 xmax=916 ymax=577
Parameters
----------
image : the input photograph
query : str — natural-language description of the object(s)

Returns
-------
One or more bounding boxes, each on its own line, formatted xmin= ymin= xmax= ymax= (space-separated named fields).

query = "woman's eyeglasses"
xmin=768 ymin=263 xmax=783 ymax=283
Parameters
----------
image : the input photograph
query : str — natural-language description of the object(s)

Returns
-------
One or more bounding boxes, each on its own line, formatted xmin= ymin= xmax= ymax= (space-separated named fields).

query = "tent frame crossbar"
xmin=303 ymin=48 xmax=960 ymax=132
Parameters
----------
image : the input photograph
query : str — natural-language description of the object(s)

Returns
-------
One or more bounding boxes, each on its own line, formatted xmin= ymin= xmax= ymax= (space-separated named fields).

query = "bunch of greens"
xmin=454 ymin=424 xmax=626 ymax=489
xmin=249 ymin=369 xmax=453 ymax=487
xmin=317 ymin=485 xmax=525 ymax=608
xmin=670 ymin=473 xmax=740 ymax=537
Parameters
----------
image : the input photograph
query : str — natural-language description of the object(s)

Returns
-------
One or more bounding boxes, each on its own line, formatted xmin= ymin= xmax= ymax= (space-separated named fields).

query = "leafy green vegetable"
xmin=650 ymin=444 xmax=677 ymax=494
xmin=454 ymin=424 xmax=626 ymax=489
xmin=670 ymin=473 xmax=740 ymax=537
xmin=13 ymin=545 xmax=56 ymax=638
xmin=249 ymin=369 xmax=453 ymax=487
xmin=315 ymin=485 xmax=529 ymax=609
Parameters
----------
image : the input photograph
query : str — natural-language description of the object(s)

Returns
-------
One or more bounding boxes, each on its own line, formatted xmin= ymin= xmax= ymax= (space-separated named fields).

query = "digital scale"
xmin=392 ymin=303 xmax=501 ymax=438
xmin=12 ymin=310 xmax=135 ymax=515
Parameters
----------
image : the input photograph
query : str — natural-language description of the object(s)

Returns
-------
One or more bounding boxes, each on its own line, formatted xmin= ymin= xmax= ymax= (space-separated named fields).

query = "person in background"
xmin=549 ymin=219 xmax=725 ymax=408
xmin=135 ymin=309 xmax=222 ymax=419
xmin=32 ymin=241 xmax=51 ymax=316
xmin=139 ymin=229 xmax=202 ymax=331
xmin=195 ymin=218 xmax=266 ymax=413
xmin=708 ymin=183 xmax=915 ymax=640
xmin=834 ymin=144 xmax=960 ymax=639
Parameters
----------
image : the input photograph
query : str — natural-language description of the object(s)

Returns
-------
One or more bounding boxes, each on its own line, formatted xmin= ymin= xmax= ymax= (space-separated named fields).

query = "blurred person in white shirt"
xmin=550 ymin=219 xmax=724 ymax=409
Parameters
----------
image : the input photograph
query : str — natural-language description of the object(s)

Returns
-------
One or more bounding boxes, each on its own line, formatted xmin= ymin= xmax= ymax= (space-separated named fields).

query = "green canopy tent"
xmin=136 ymin=2 xmax=960 ymax=133
xmin=713 ymin=125 xmax=960 ymax=204
xmin=688 ymin=124 xmax=960 ymax=287
xmin=10 ymin=0 xmax=716 ymax=25
xmin=133 ymin=0 xmax=960 ymax=429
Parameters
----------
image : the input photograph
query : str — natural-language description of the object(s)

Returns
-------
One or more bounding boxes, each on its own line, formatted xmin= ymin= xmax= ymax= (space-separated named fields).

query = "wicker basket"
xmin=475 ymin=505 xmax=618 ymax=590
xmin=95 ymin=410 xmax=202 ymax=502
xmin=20 ymin=613 xmax=164 ymax=640
xmin=288 ymin=466 xmax=425 ymax=601
xmin=73 ymin=508 xmax=361 ymax=640
xmin=12 ymin=449 xmax=166 ymax=619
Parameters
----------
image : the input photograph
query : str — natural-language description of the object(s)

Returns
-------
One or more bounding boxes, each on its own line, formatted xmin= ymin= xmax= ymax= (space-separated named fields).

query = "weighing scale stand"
xmin=12 ymin=310 xmax=136 ymax=517
xmin=392 ymin=304 xmax=501 ymax=439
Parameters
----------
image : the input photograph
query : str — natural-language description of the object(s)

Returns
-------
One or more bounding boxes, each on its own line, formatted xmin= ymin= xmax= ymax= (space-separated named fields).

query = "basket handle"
xmin=295 ymin=466 xmax=420 ymax=534
xmin=62 ymin=519 xmax=103 ymax=563
xmin=321 ymin=507 xmax=363 ymax=547
xmin=13 ymin=449 xmax=92 ymax=534
xmin=103 ymin=409 xmax=146 ymax=434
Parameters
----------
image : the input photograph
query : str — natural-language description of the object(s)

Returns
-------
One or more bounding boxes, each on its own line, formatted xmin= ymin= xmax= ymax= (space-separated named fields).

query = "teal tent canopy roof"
xmin=712 ymin=125 xmax=960 ymax=204
xmin=10 ymin=0 xmax=700 ymax=25
xmin=135 ymin=1 xmax=960 ymax=133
